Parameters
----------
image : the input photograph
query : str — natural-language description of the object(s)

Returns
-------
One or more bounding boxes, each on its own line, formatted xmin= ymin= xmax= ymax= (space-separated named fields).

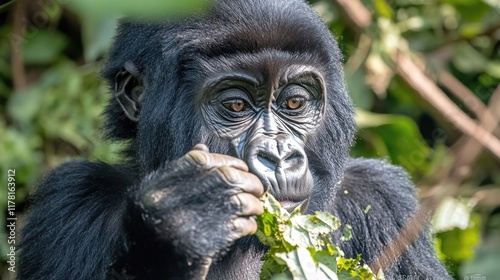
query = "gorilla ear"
xmin=114 ymin=61 xmax=144 ymax=122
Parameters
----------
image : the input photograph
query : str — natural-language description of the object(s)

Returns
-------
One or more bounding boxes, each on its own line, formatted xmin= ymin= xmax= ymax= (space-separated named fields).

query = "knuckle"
xmin=247 ymin=218 xmax=258 ymax=234
xmin=186 ymin=150 xmax=209 ymax=166
xmin=216 ymin=166 xmax=241 ymax=185
xmin=214 ymin=168 xmax=264 ymax=197
xmin=230 ymin=217 xmax=255 ymax=235
xmin=229 ymin=195 xmax=243 ymax=212
xmin=229 ymin=193 xmax=264 ymax=216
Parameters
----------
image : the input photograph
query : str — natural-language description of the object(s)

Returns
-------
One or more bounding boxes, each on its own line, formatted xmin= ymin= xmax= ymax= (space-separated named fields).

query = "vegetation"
xmin=1 ymin=0 xmax=499 ymax=278
xmin=257 ymin=193 xmax=382 ymax=280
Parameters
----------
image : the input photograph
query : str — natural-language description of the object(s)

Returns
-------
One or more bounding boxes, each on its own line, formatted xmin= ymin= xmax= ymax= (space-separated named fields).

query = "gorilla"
xmin=18 ymin=0 xmax=451 ymax=279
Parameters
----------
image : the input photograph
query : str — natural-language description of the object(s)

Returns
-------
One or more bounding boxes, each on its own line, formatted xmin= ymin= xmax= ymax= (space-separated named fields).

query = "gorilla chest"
xmin=207 ymin=241 xmax=265 ymax=280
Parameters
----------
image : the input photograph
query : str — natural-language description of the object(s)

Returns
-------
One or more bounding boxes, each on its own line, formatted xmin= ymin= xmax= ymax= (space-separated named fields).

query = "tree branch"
xmin=396 ymin=53 xmax=500 ymax=159
xmin=11 ymin=0 xmax=27 ymax=92
xmin=439 ymin=70 xmax=497 ymax=128
xmin=445 ymin=86 xmax=500 ymax=184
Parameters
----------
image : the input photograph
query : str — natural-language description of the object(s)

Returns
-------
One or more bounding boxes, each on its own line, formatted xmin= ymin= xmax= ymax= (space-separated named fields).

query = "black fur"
xmin=18 ymin=0 xmax=450 ymax=279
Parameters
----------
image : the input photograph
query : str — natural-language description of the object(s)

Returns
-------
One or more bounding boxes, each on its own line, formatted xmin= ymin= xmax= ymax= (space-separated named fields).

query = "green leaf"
xmin=461 ymin=236 xmax=500 ymax=280
xmin=483 ymin=0 xmax=500 ymax=10
xmin=355 ymin=110 xmax=430 ymax=174
xmin=23 ymin=30 xmax=68 ymax=65
xmin=452 ymin=42 xmax=488 ymax=73
xmin=485 ymin=61 xmax=500 ymax=79
xmin=341 ymin=225 xmax=353 ymax=242
xmin=314 ymin=249 xmax=338 ymax=273
xmin=260 ymin=256 xmax=287 ymax=280
xmin=275 ymin=248 xmax=317 ymax=280
xmin=314 ymin=212 xmax=342 ymax=232
xmin=80 ymin=14 xmax=119 ymax=62
xmin=7 ymin=87 xmax=45 ymax=126
xmin=317 ymin=263 xmax=339 ymax=280
xmin=373 ymin=0 xmax=393 ymax=18
xmin=437 ymin=213 xmax=481 ymax=262
xmin=346 ymin=69 xmax=373 ymax=110
xmin=257 ymin=193 xmax=381 ymax=280
xmin=66 ymin=0 xmax=209 ymax=20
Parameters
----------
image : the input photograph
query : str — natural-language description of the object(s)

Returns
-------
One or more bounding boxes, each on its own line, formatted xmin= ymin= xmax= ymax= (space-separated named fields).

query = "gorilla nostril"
xmin=280 ymin=152 xmax=304 ymax=169
xmin=284 ymin=152 xmax=302 ymax=162
xmin=256 ymin=151 xmax=303 ymax=171
xmin=257 ymin=152 xmax=278 ymax=170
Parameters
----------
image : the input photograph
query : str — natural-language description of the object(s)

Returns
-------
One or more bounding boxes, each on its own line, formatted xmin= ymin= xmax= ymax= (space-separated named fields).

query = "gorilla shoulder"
xmin=342 ymin=158 xmax=417 ymax=201
xmin=336 ymin=157 xmax=418 ymax=224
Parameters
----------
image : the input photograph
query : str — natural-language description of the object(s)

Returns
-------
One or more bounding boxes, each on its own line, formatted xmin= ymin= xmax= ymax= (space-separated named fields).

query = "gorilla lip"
xmin=279 ymin=200 xmax=304 ymax=211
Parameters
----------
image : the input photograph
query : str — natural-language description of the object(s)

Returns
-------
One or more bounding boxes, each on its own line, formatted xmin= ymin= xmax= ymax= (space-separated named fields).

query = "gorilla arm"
xmin=18 ymin=161 xmax=130 ymax=280
xmin=18 ymin=147 xmax=264 ymax=280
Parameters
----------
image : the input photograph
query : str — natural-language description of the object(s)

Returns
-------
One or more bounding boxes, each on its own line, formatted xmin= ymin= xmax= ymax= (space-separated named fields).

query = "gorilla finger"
xmin=232 ymin=216 xmax=258 ymax=236
xmin=185 ymin=150 xmax=248 ymax=171
xmin=217 ymin=166 xmax=264 ymax=197
xmin=193 ymin=143 xmax=209 ymax=152
xmin=230 ymin=193 xmax=264 ymax=216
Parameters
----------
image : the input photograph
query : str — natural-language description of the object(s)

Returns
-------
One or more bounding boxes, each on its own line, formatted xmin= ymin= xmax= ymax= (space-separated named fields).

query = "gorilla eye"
xmin=223 ymin=99 xmax=248 ymax=112
xmin=281 ymin=97 xmax=305 ymax=110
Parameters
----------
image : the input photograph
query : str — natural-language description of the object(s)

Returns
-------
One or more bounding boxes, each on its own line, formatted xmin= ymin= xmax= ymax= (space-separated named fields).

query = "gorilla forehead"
xmin=166 ymin=0 xmax=341 ymax=67
xmin=188 ymin=50 xmax=325 ymax=92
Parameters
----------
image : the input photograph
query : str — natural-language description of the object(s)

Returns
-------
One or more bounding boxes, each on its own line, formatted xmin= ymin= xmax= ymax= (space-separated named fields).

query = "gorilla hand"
xmin=131 ymin=144 xmax=264 ymax=263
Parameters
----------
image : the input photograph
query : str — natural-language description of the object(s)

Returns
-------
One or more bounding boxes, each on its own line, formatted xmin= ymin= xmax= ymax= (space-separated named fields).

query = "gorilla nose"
xmin=256 ymin=150 xmax=302 ymax=171
xmin=244 ymin=136 xmax=310 ymax=193
xmin=247 ymin=136 xmax=306 ymax=172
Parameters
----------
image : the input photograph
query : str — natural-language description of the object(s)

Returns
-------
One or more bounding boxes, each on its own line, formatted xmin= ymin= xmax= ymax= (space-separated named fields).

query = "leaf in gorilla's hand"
xmin=256 ymin=193 xmax=383 ymax=280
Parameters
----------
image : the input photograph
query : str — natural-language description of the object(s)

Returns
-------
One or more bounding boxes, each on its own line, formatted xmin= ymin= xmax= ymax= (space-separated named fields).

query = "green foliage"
xmin=373 ymin=0 xmax=393 ymax=19
xmin=256 ymin=193 xmax=382 ymax=280
xmin=461 ymin=236 xmax=500 ymax=280
xmin=433 ymin=197 xmax=482 ymax=276
xmin=0 ymin=60 xmax=121 ymax=262
xmin=23 ymin=30 xmax=68 ymax=65
xmin=437 ymin=214 xmax=481 ymax=262
xmin=354 ymin=110 xmax=430 ymax=175
xmin=68 ymin=0 xmax=209 ymax=62
xmin=340 ymin=225 xmax=353 ymax=242
xmin=67 ymin=0 xmax=208 ymax=20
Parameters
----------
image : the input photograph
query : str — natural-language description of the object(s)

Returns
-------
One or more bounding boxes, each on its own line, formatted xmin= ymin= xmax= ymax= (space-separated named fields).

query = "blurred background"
xmin=0 ymin=0 xmax=499 ymax=278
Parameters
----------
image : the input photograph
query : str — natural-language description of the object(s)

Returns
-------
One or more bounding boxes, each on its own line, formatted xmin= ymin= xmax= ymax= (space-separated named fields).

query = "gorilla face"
xmin=105 ymin=0 xmax=355 ymax=214
xmin=198 ymin=52 xmax=326 ymax=211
